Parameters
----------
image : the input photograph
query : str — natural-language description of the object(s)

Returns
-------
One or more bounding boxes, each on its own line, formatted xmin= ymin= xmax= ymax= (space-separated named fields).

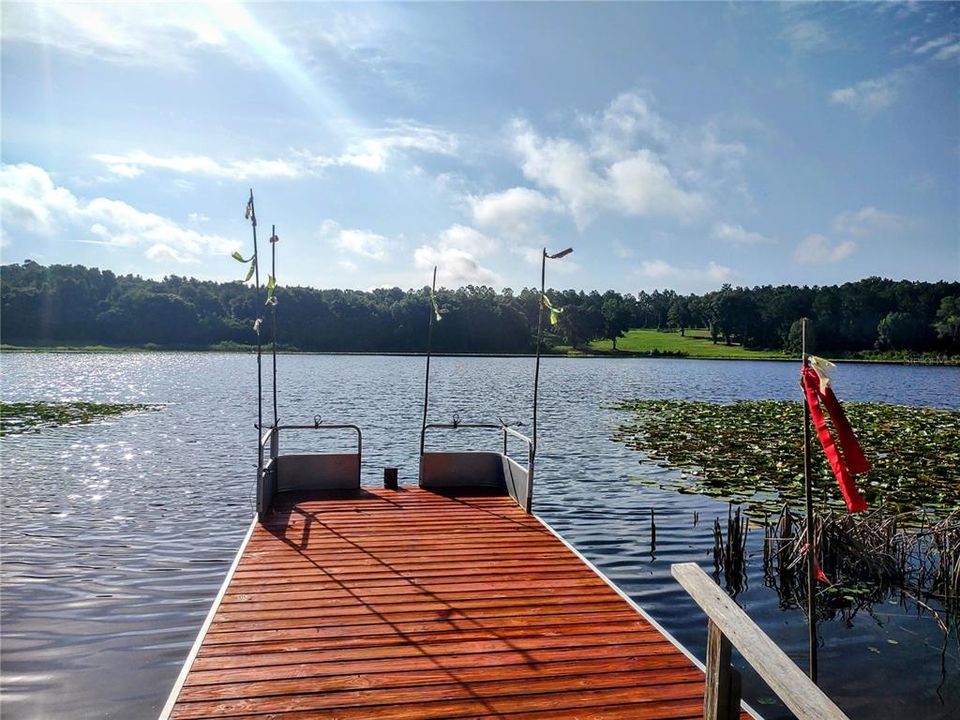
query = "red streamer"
xmin=819 ymin=385 xmax=871 ymax=475
xmin=801 ymin=366 xmax=869 ymax=513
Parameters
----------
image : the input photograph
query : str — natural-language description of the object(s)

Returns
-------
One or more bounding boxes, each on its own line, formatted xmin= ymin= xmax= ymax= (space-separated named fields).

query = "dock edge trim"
xmin=534 ymin=513 xmax=764 ymax=720
xmin=158 ymin=515 xmax=258 ymax=720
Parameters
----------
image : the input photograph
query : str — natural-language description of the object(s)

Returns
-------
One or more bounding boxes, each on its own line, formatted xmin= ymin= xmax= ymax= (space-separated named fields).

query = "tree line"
xmin=1 ymin=261 xmax=958 ymax=355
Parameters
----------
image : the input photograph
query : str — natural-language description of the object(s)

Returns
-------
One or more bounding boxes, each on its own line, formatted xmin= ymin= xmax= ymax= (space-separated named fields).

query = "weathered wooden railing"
xmin=671 ymin=562 xmax=849 ymax=720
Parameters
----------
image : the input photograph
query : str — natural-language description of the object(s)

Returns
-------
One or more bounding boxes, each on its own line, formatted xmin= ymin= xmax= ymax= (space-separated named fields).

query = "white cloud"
xmin=145 ymin=243 xmax=199 ymax=264
xmin=320 ymin=220 xmax=391 ymax=261
xmin=413 ymin=245 xmax=500 ymax=288
xmin=0 ymin=2 xmax=229 ymax=70
xmin=832 ymin=206 xmax=904 ymax=237
xmin=469 ymin=187 xmax=558 ymax=237
xmin=337 ymin=259 xmax=358 ymax=272
xmin=612 ymin=239 xmax=634 ymax=259
xmin=912 ymin=33 xmax=960 ymax=61
xmin=782 ymin=19 xmax=831 ymax=51
xmin=510 ymin=107 xmax=706 ymax=227
xmin=711 ymin=222 xmax=772 ymax=246
xmin=1 ymin=0 xmax=397 ymax=84
xmin=437 ymin=225 xmax=499 ymax=258
xmin=412 ymin=224 xmax=503 ymax=287
xmin=0 ymin=163 xmax=79 ymax=235
xmin=511 ymin=119 xmax=607 ymax=226
xmin=792 ymin=234 xmax=856 ymax=265
xmin=637 ymin=259 xmax=678 ymax=279
xmin=934 ymin=43 xmax=960 ymax=62
xmin=93 ymin=123 xmax=457 ymax=180
xmin=635 ymin=259 xmax=736 ymax=288
xmin=913 ymin=33 xmax=957 ymax=56
xmin=582 ymin=91 xmax=670 ymax=159
xmin=607 ymin=150 xmax=706 ymax=217
xmin=92 ymin=151 xmax=303 ymax=180
xmin=0 ymin=163 xmax=234 ymax=263
xmin=188 ymin=212 xmax=210 ymax=223
xmin=830 ymin=71 xmax=904 ymax=114
xmin=335 ymin=121 xmax=458 ymax=173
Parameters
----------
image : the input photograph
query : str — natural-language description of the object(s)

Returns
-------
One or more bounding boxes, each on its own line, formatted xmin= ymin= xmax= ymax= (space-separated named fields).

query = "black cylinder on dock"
xmin=384 ymin=467 xmax=398 ymax=490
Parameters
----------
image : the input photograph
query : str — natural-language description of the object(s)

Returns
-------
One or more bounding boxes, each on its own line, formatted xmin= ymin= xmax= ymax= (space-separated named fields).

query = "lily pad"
xmin=611 ymin=399 xmax=960 ymax=517
xmin=0 ymin=401 xmax=160 ymax=436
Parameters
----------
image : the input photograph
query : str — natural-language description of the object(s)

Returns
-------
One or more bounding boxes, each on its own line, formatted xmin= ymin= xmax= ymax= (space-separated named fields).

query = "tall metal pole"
xmin=801 ymin=317 xmax=818 ymax=683
xmin=248 ymin=189 xmax=263 ymax=470
xmin=532 ymin=249 xmax=546 ymax=455
xmin=270 ymin=224 xmax=278 ymax=428
xmin=419 ymin=266 xmax=438 ymax=456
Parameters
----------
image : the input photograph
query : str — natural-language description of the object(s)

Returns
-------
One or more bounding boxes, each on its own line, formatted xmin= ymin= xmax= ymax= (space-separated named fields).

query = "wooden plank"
xmin=183 ymin=641 xmax=682 ymax=687
xmin=178 ymin=654 xmax=697 ymax=702
xmin=672 ymin=562 xmax=847 ymax=720
xmin=166 ymin=490 xmax=756 ymax=720
xmin=200 ymin=609 xmax=645 ymax=648
xmin=705 ymin=618 xmax=734 ymax=720
xmin=172 ymin=686 xmax=707 ymax=720
xmin=172 ymin=669 xmax=705 ymax=718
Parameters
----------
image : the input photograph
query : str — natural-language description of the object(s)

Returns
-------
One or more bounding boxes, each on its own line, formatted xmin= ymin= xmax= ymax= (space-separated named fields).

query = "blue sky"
xmin=1 ymin=1 xmax=958 ymax=293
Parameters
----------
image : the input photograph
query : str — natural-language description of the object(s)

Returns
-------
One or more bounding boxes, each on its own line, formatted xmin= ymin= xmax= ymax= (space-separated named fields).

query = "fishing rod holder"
xmin=257 ymin=422 xmax=363 ymax=519
xmin=419 ymin=422 xmax=535 ymax=513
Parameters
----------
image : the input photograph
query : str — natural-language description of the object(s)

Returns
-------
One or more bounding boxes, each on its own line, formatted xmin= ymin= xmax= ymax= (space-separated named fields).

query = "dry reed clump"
xmin=708 ymin=502 xmax=960 ymax=632
xmin=758 ymin=505 xmax=960 ymax=630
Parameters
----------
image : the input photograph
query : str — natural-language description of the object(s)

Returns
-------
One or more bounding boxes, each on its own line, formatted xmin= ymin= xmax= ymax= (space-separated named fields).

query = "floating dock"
xmin=161 ymin=486 xmax=752 ymax=719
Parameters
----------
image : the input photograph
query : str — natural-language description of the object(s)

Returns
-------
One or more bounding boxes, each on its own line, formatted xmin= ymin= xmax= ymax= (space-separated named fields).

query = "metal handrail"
xmin=421 ymin=422 xmax=530 ymax=456
xmin=420 ymin=421 xmax=536 ymax=512
xmin=257 ymin=422 xmax=363 ymax=475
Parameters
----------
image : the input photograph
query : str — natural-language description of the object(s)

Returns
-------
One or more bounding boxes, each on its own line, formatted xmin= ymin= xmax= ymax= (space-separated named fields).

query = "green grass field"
xmin=588 ymin=328 xmax=787 ymax=359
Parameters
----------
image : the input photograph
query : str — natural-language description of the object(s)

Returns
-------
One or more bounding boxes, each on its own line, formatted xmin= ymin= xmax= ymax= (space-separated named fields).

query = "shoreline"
xmin=2 ymin=344 xmax=957 ymax=366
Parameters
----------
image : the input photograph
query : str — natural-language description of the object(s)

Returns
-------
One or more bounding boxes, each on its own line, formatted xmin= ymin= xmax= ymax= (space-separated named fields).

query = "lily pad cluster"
xmin=0 ymin=401 xmax=158 ymax=436
xmin=612 ymin=399 xmax=960 ymax=517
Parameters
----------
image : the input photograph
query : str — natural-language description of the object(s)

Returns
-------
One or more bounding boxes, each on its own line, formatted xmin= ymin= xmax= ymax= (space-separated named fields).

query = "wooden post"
xmin=801 ymin=317 xmax=819 ymax=683
xmin=672 ymin=562 xmax=849 ymax=720
xmin=704 ymin=619 xmax=741 ymax=720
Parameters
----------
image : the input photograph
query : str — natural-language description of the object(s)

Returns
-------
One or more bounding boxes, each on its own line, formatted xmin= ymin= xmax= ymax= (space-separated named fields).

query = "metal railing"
xmin=671 ymin=562 xmax=849 ymax=720
xmin=420 ymin=421 xmax=535 ymax=512
xmin=256 ymin=420 xmax=363 ymax=516
xmin=259 ymin=421 xmax=362 ymax=465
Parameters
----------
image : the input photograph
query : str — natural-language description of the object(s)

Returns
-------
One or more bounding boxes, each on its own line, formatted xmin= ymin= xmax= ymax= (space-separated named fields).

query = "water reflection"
xmin=1 ymin=353 xmax=958 ymax=719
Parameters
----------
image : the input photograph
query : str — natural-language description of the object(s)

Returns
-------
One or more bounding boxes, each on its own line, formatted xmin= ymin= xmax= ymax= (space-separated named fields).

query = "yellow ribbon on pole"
xmin=542 ymin=293 xmax=563 ymax=325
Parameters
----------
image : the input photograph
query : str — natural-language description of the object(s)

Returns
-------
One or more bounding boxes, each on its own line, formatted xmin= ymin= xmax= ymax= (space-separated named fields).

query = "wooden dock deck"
xmin=163 ymin=487 xmax=752 ymax=719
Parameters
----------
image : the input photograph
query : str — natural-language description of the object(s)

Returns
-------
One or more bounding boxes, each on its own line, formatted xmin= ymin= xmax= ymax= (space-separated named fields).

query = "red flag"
xmin=801 ymin=365 xmax=869 ymax=513
xmin=819 ymin=386 xmax=870 ymax=475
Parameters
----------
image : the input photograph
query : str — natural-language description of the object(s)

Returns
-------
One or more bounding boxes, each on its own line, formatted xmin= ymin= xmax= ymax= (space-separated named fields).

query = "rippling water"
xmin=1 ymin=353 xmax=958 ymax=719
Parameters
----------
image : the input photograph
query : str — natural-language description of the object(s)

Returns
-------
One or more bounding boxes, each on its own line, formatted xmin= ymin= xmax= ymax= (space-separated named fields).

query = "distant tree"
xmin=667 ymin=297 xmax=690 ymax=336
xmin=558 ymin=305 xmax=604 ymax=349
xmin=2 ymin=262 xmax=958 ymax=356
xmin=786 ymin=319 xmax=815 ymax=355
xmin=876 ymin=311 xmax=928 ymax=351
xmin=933 ymin=296 xmax=960 ymax=346
xmin=711 ymin=285 xmax=737 ymax=345
xmin=601 ymin=294 xmax=631 ymax=349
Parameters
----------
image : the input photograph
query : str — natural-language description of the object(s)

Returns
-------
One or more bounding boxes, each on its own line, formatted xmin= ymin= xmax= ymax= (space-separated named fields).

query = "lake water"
xmin=1 ymin=353 xmax=958 ymax=719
